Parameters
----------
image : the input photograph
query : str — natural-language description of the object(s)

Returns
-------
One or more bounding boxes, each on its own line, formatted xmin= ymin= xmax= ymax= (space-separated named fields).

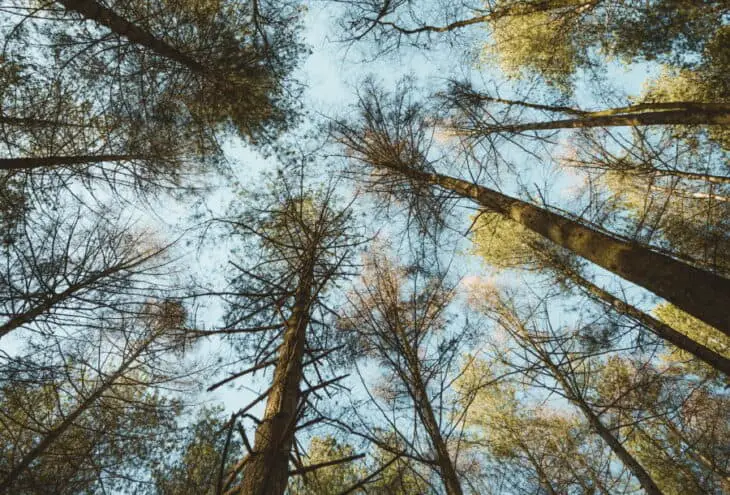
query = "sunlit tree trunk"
xmin=471 ymin=104 xmax=730 ymax=134
xmin=393 ymin=166 xmax=730 ymax=335
xmin=239 ymin=262 xmax=314 ymax=495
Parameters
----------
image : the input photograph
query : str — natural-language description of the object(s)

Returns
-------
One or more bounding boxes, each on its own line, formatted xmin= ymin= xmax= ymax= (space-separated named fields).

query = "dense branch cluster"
xmin=0 ymin=1 xmax=728 ymax=494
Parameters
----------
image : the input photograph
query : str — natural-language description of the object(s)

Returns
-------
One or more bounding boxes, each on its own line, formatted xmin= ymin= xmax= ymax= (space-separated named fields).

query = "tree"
xmin=469 ymin=211 xmax=730 ymax=374
xmin=205 ymin=170 xmax=359 ymax=495
xmin=478 ymin=291 xmax=665 ymax=495
xmin=338 ymin=252 xmax=466 ymax=495
xmin=455 ymin=359 xmax=614 ymax=494
xmin=336 ymin=0 xmax=728 ymax=90
xmin=334 ymin=81 xmax=730 ymax=335
xmin=154 ymin=407 xmax=243 ymax=495
xmin=0 ymin=300 xmax=189 ymax=494
xmin=4 ymin=0 xmax=302 ymax=143
xmin=0 ymin=206 xmax=177 ymax=341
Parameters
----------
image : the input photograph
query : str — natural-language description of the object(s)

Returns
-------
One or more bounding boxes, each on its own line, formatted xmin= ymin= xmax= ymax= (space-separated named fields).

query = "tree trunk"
xmin=239 ymin=265 xmax=314 ymax=495
xmin=553 ymin=262 xmax=730 ymax=375
xmin=655 ymin=169 xmax=730 ymax=186
xmin=0 ymin=340 xmax=148 ymax=493
xmin=540 ymin=353 xmax=664 ymax=495
xmin=56 ymin=0 xmax=206 ymax=72
xmin=0 ymin=154 xmax=142 ymax=171
xmin=402 ymin=346 xmax=463 ymax=495
xmin=475 ymin=105 xmax=730 ymax=134
xmin=392 ymin=166 xmax=730 ymax=336
xmin=0 ymin=252 xmax=156 ymax=339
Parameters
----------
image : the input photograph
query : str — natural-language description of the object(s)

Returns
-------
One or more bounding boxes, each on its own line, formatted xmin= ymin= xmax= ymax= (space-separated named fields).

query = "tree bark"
xmin=538 ymin=351 xmax=664 ymax=495
xmin=392 ymin=166 xmax=730 ymax=336
xmin=56 ymin=0 xmax=206 ymax=72
xmin=472 ymin=104 xmax=730 ymax=134
xmin=401 ymin=345 xmax=463 ymax=495
xmin=0 ymin=154 xmax=142 ymax=171
xmin=239 ymin=264 xmax=314 ymax=495
xmin=0 ymin=339 xmax=149 ymax=493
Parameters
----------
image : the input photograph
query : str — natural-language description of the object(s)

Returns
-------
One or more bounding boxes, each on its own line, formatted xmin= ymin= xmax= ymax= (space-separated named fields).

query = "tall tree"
xmin=469 ymin=211 xmax=730 ymax=374
xmin=0 ymin=299 xmax=189 ymax=494
xmin=333 ymin=82 xmax=730 ymax=335
xmin=338 ymin=252 xmax=466 ymax=495
xmin=207 ymin=171 xmax=359 ymax=495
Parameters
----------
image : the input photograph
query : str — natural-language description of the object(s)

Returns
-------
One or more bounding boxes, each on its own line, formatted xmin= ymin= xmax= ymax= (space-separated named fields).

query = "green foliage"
xmin=0 ymin=376 xmax=179 ymax=494
xmin=289 ymin=436 xmax=365 ymax=495
xmin=154 ymin=407 xmax=240 ymax=495
xmin=654 ymin=303 xmax=730 ymax=374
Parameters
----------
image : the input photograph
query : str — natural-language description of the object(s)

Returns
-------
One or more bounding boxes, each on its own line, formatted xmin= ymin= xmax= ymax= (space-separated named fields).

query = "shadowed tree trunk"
xmin=239 ymin=262 xmax=314 ymax=495
xmin=400 ymin=340 xmax=463 ymax=495
xmin=551 ymin=260 xmax=730 ymax=375
xmin=0 ymin=154 xmax=142 ymax=171
xmin=56 ymin=0 xmax=206 ymax=72
xmin=508 ymin=324 xmax=666 ymax=495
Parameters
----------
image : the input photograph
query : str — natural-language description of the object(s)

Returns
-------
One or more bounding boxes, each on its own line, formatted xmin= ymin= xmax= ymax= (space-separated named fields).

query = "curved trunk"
xmin=56 ymin=0 xmax=205 ymax=72
xmin=393 ymin=166 xmax=730 ymax=335
xmin=0 ymin=154 xmax=141 ymax=171
xmin=239 ymin=265 xmax=314 ymax=495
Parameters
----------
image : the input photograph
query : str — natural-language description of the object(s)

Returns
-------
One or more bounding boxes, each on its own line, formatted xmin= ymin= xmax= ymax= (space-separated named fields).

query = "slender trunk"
xmin=541 ymin=354 xmax=664 ymax=495
xmin=0 ymin=253 xmax=155 ymax=339
xmin=390 ymin=0 xmax=594 ymax=34
xmin=654 ymin=169 xmax=730 ymax=186
xmin=239 ymin=265 xmax=314 ymax=495
xmin=392 ymin=166 xmax=730 ymax=335
xmin=0 ymin=154 xmax=142 ymax=171
xmin=56 ymin=0 xmax=206 ymax=72
xmin=518 ymin=441 xmax=558 ymax=495
xmin=402 ymin=346 xmax=463 ymax=495
xmin=472 ymin=105 xmax=730 ymax=134
xmin=0 ymin=340 xmax=148 ymax=493
xmin=552 ymin=262 xmax=730 ymax=375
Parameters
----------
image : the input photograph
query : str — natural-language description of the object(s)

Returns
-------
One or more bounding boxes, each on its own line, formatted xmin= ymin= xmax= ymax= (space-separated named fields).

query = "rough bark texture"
xmin=0 ymin=154 xmax=141 ymax=171
xmin=57 ymin=0 xmax=205 ymax=72
xmin=395 ymin=167 xmax=730 ymax=336
xmin=239 ymin=266 xmax=313 ymax=495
